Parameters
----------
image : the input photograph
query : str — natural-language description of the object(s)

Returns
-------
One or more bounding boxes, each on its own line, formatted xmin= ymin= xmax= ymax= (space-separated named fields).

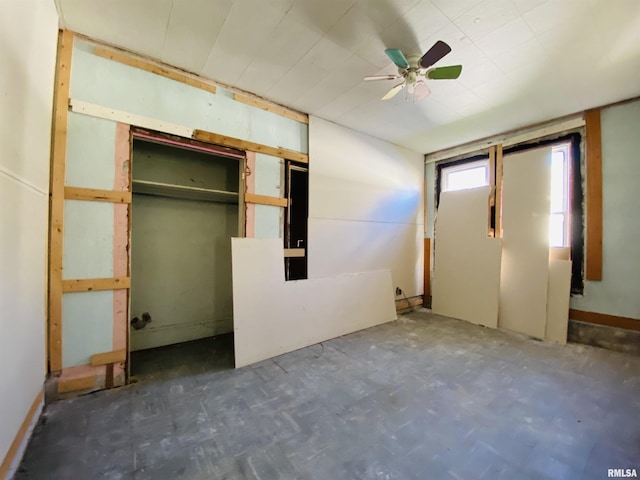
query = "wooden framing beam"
xmin=193 ymin=129 xmax=308 ymax=164
xmin=395 ymin=296 xmax=423 ymax=311
xmin=0 ymin=391 xmax=42 ymax=479
xmin=424 ymin=238 xmax=431 ymax=302
xmin=584 ymin=108 xmax=603 ymax=281
xmin=49 ymin=30 xmax=74 ymax=373
xmin=90 ymin=349 xmax=126 ymax=366
xmin=495 ymin=144 xmax=503 ymax=237
xmin=62 ymin=277 xmax=130 ymax=293
xmin=57 ymin=375 xmax=96 ymax=394
xmin=244 ymin=193 xmax=288 ymax=208
xmin=64 ymin=186 xmax=132 ymax=203
xmin=284 ymin=248 xmax=305 ymax=258
xmin=233 ymin=93 xmax=308 ymax=124
xmin=569 ymin=309 xmax=639 ymax=332
xmin=93 ymin=46 xmax=217 ymax=95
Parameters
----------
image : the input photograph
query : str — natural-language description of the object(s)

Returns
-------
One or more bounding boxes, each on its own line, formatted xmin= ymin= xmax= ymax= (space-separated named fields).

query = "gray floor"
xmin=16 ymin=311 xmax=640 ymax=479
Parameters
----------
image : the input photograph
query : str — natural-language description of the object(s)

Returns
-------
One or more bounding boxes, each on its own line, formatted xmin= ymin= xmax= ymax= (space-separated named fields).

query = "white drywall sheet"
xmin=232 ymin=238 xmax=396 ymax=368
xmin=432 ymin=187 xmax=502 ymax=328
xmin=0 ymin=0 xmax=57 ymax=466
xmin=499 ymin=146 xmax=552 ymax=339
xmin=546 ymin=259 xmax=572 ymax=344
xmin=308 ymin=116 xmax=423 ymax=297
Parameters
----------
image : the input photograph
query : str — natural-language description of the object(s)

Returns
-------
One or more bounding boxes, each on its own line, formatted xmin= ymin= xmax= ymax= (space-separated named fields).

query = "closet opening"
xmin=128 ymin=130 xmax=245 ymax=382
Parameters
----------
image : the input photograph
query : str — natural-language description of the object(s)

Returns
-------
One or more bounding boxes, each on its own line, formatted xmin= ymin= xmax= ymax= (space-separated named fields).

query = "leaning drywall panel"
xmin=308 ymin=218 xmax=423 ymax=298
xmin=63 ymin=200 xmax=114 ymax=279
xmin=232 ymin=238 xmax=396 ymax=368
xmin=546 ymin=259 xmax=572 ymax=344
xmin=70 ymin=40 xmax=308 ymax=153
xmin=432 ymin=187 xmax=502 ymax=328
xmin=0 ymin=0 xmax=57 ymax=465
xmin=62 ymin=291 xmax=114 ymax=367
xmin=499 ymin=147 xmax=552 ymax=339
xmin=65 ymin=112 xmax=116 ymax=189
xmin=570 ymin=99 xmax=640 ymax=319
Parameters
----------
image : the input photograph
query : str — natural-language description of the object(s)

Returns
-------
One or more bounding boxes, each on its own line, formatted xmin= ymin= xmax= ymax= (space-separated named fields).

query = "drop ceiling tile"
xmin=57 ymin=0 xmax=119 ymax=44
xmin=200 ymin=1 xmax=287 ymax=85
xmin=457 ymin=59 xmax=505 ymax=90
xmin=356 ymin=0 xmax=421 ymax=31
xmin=454 ymin=0 xmax=520 ymax=43
xmin=314 ymin=82 xmax=378 ymax=118
xmin=286 ymin=0 xmax=356 ymax=35
xmin=113 ymin=0 xmax=173 ymax=59
xmin=430 ymin=0 xmax=483 ymax=21
xmin=326 ymin=4 xmax=381 ymax=53
xmin=522 ymin=0 xmax=590 ymax=35
xmin=490 ymin=37 xmax=547 ymax=74
xmin=511 ymin=0 xmax=547 ymax=16
xmin=162 ymin=0 xmax=233 ymax=74
xmin=297 ymin=37 xmax=354 ymax=73
xmin=475 ymin=17 xmax=534 ymax=59
xmin=419 ymin=22 xmax=474 ymax=58
xmin=266 ymin=61 xmax=327 ymax=106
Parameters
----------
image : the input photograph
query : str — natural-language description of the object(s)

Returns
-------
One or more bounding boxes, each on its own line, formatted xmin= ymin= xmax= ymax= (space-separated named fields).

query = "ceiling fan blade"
xmin=427 ymin=65 xmax=463 ymax=80
xmin=419 ymin=40 xmax=452 ymax=68
xmin=385 ymin=48 xmax=410 ymax=69
xmin=414 ymin=81 xmax=431 ymax=100
xmin=363 ymin=75 xmax=401 ymax=81
xmin=381 ymin=83 xmax=404 ymax=100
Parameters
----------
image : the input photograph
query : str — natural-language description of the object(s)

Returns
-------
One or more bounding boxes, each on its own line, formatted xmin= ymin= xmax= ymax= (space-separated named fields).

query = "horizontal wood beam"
xmin=244 ymin=193 xmax=288 ymax=208
xmin=193 ymin=129 xmax=308 ymax=164
xmin=284 ymin=248 xmax=305 ymax=258
xmin=93 ymin=46 xmax=217 ymax=95
xmin=584 ymin=108 xmax=603 ymax=281
xmin=0 ymin=391 xmax=42 ymax=479
xmin=395 ymin=296 xmax=423 ymax=311
xmin=64 ymin=186 xmax=132 ymax=203
xmin=57 ymin=375 xmax=96 ymax=394
xmin=91 ymin=349 xmax=126 ymax=366
xmin=233 ymin=93 xmax=308 ymax=124
xmin=62 ymin=277 xmax=130 ymax=293
xmin=569 ymin=309 xmax=640 ymax=331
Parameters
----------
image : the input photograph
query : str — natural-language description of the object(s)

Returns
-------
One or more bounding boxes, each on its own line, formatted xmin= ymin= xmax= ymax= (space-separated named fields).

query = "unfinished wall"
xmin=55 ymin=36 xmax=307 ymax=388
xmin=308 ymin=117 xmax=424 ymax=298
xmin=570 ymin=100 xmax=640 ymax=319
xmin=0 ymin=0 xmax=58 ymax=473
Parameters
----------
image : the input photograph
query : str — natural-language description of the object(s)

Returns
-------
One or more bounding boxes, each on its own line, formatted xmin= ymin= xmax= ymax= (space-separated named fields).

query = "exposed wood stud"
xmin=93 ymin=46 xmax=217 ymax=94
xmin=495 ymin=144 xmax=503 ymax=238
xmin=57 ymin=375 xmax=97 ymax=394
xmin=424 ymin=238 xmax=431 ymax=303
xmin=62 ymin=277 xmax=130 ymax=293
xmin=193 ymin=129 xmax=308 ymax=164
xmin=49 ymin=30 xmax=74 ymax=373
xmin=233 ymin=93 xmax=309 ymax=124
xmin=64 ymin=186 xmax=132 ymax=203
xmin=284 ymin=248 xmax=305 ymax=258
xmin=90 ymin=349 xmax=127 ymax=366
xmin=585 ymin=108 xmax=603 ymax=281
xmin=244 ymin=193 xmax=288 ymax=208
xmin=569 ymin=309 xmax=639 ymax=332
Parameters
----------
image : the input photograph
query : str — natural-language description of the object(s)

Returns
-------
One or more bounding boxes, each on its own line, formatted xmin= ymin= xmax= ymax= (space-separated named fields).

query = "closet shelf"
xmin=132 ymin=180 xmax=238 ymax=204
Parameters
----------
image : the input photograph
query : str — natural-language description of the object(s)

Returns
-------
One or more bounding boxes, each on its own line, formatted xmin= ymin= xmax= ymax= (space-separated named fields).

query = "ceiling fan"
xmin=364 ymin=40 xmax=462 ymax=101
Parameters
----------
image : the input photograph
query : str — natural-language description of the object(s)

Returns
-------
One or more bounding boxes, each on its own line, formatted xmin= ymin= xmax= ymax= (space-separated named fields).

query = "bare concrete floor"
xmin=16 ymin=311 xmax=640 ymax=479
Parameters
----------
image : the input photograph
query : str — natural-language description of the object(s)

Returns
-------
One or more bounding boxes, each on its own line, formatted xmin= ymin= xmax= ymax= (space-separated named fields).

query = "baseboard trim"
xmin=0 ymin=390 xmax=43 ymax=480
xmin=569 ymin=309 xmax=640 ymax=332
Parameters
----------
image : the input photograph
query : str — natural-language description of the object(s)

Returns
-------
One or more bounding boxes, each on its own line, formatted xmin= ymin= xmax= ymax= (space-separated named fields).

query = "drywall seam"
xmin=0 ymin=166 xmax=48 ymax=196
xmin=69 ymin=99 xmax=194 ymax=137
xmin=232 ymin=238 xmax=396 ymax=368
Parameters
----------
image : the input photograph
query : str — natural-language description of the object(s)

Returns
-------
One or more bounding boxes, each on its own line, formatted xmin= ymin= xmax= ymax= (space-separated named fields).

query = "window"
xmin=441 ymin=159 xmax=490 ymax=192
xmin=549 ymin=143 xmax=571 ymax=247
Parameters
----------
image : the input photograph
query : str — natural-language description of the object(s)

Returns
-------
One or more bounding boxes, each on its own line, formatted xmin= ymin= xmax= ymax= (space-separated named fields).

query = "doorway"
xmin=129 ymin=133 xmax=244 ymax=381
xmin=285 ymin=163 xmax=309 ymax=281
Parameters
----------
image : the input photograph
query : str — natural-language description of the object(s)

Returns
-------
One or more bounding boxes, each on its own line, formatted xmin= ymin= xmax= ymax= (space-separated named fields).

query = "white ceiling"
xmin=56 ymin=0 xmax=640 ymax=153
